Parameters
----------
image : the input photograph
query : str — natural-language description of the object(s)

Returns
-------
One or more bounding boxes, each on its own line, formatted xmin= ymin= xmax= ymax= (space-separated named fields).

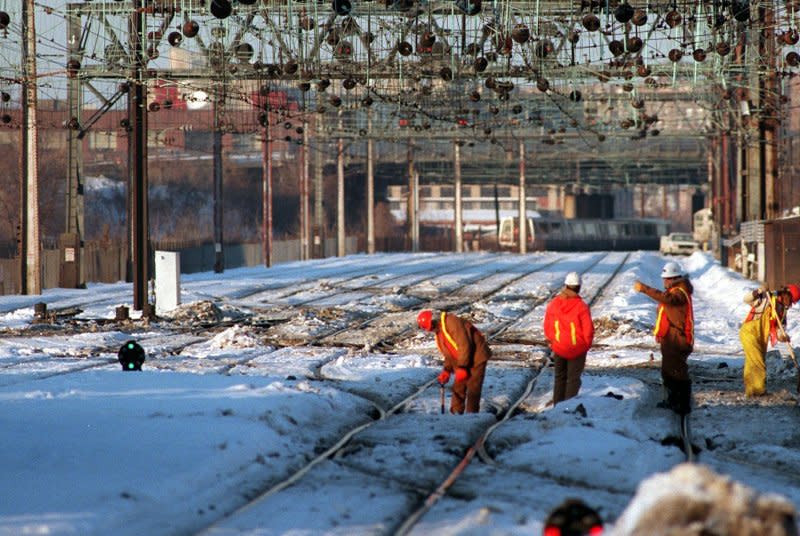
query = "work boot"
xmin=663 ymin=378 xmax=692 ymax=415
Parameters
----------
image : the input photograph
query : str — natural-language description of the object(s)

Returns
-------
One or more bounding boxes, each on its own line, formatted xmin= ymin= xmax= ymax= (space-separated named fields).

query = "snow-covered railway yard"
xmin=0 ymin=250 xmax=798 ymax=535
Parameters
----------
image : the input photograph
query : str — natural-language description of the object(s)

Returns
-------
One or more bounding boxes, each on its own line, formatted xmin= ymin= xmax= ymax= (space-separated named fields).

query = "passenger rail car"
xmin=498 ymin=217 xmax=670 ymax=251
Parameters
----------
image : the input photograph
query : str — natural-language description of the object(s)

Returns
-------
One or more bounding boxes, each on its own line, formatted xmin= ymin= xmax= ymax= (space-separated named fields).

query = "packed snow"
xmin=0 ymin=250 xmax=798 ymax=535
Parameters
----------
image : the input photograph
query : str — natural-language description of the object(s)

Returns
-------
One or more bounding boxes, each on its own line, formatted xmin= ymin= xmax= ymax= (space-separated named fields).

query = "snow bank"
xmin=609 ymin=463 xmax=798 ymax=536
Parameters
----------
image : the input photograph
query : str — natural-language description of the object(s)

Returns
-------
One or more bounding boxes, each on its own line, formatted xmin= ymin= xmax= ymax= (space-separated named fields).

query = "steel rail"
xmin=191 ymin=255 xmax=600 ymax=535
xmin=393 ymin=365 xmax=543 ymax=535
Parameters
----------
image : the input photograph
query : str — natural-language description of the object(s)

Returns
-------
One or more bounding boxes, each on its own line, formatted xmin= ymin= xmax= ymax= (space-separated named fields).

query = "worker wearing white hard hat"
xmin=633 ymin=262 xmax=695 ymax=415
xmin=660 ymin=261 xmax=684 ymax=279
xmin=543 ymin=272 xmax=594 ymax=405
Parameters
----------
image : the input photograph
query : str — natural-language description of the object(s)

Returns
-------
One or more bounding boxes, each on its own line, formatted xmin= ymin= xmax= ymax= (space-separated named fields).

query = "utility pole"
xmin=20 ymin=0 xmax=41 ymax=295
xmin=367 ymin=110 xmax=375 ymax=254
xmin=66 ymin=7 xmax=84 ymax=285
xmin=518 ymin=140 xmax=527 ymax=254
xmin=301 ymin=117 xmax=310 ymax=260
xmin=261 ymin=110 xmax=272 ymax=267
xmin=407 ymin=139 xmax=418 ymax=252
xmin=760 ymin=3 xmax=778 ymax=220
xmin=337 ymin=111 xmax=345 ymax=257
xmin=128 ymin=0 xmax=149 ymax=310
xmin=721 ymin=131 xmax=732 ymax=233
xmin=313 ymin=95 xmax=324 ymax=259
xmin=454 ymin=141 xmax=463 ymax=253
xmin=737 ymin=24 xmax=763 ymax=222
xmin=213 ymin=89 xmax=224 ymax=273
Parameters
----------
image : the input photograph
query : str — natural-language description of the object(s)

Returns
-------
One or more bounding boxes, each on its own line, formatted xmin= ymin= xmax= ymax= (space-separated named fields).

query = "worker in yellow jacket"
xmin=739 ymin=284 xmax=799 ymax=397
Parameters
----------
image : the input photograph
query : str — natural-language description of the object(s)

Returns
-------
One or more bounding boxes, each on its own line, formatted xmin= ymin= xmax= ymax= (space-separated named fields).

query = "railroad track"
xmin=191 ymin=362 xmax=544 ymax=536
xmin=1 ymin=251 xmax=658 ymax=535
xmin=0 ymin=254 xmax=515 ymax=380
xmin=189 ymin=252 xmax=639 ymax=535
xmin=0 ymin=251 xmax=633 ymax=395
xmin=4 ymin=252 xmax=800 ymax=535
xmin=0 ymin=252 xmax=553 ymax=391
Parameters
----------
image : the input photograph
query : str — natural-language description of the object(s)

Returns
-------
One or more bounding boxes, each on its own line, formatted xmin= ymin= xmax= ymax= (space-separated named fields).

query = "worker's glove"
xmin=437 ymin=370 xmax=451 ymax=385
xmin=633 ymin=281 xmax=643 ymax=293
xmin=454 ymin=368 xmax=469 ymax=383
xmin=778 ymin=333 xmax=790 ymax=343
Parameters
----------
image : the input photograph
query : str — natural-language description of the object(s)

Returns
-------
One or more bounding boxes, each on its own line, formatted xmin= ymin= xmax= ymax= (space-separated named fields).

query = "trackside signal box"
xmin=58 ymin=233 xmax=81 ymax=289
xmin=155 ymin=250 xmax=181 ymax=316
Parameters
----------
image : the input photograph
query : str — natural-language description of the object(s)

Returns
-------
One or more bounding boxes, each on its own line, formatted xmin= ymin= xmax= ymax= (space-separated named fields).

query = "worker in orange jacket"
xmin=739 ymin=284 xmax=799 ymax=397
xmin=634 ymin=261 xmax=695 ymax=415
xmin=417 ymin=310 xmax=491 ymax=414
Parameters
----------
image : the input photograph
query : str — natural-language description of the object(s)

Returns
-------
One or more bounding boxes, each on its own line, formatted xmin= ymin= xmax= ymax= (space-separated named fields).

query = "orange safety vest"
xmin=653 ymin=286 xmax=694 ymax=345
xmin=439 ymin=311 xmax=460 ymax=359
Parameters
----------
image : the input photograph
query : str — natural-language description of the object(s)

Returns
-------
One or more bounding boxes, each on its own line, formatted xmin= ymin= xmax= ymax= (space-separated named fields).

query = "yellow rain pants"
xmin=739 ymin=308 xmax=772 ymax=397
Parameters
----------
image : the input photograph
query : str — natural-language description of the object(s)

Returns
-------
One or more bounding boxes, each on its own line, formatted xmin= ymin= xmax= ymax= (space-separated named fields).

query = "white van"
xmin=659 ymin=232 xmax=700 ymax=255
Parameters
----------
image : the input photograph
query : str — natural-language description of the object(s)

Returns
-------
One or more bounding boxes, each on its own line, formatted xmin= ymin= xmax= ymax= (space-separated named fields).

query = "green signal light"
xmin=128 ymin=363 xmax=134 ymax=369
xmin=127 ymin=342 xmax=135 ymax=349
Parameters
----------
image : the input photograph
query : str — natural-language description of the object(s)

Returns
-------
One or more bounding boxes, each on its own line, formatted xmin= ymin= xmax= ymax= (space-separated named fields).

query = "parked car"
xmin=659 ymin=232 xmax=700 ymax=255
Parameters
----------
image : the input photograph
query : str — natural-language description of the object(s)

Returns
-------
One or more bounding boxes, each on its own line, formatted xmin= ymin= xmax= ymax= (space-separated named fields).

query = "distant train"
xmin=498 ymin=216 xmax=671 ymax=251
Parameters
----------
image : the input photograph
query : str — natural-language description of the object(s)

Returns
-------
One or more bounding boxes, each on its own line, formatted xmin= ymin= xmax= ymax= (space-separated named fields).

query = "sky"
xmin=0 ymin=250 xmax=798 ymax=535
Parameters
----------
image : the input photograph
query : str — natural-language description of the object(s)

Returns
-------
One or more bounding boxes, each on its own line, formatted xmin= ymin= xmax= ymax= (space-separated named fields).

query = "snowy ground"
xmin=0 ymin=250 xmax=798 ymax=535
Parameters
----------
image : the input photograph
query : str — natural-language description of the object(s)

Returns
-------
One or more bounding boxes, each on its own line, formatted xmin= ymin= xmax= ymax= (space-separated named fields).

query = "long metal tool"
xmin=776 ymin=325 xmax=800 ymax=394
xmin=439 ymin=383 xmax=445 ymax=414
xmin=769 ymin=292 xmax=800 ymax=393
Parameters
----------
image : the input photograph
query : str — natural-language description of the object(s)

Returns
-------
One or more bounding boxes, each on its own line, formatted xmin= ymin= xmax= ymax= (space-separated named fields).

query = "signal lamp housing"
xmin=118 ymin=341 xmax=145 ymax=371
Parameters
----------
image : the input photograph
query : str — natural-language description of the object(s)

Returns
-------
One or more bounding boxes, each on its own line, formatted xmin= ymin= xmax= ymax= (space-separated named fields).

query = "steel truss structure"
xmin=0 ymin=0 xmax=798 ymax=301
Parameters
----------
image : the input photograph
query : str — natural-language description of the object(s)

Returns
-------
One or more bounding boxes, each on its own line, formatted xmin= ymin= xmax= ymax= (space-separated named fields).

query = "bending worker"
xmin=417 ymin=310 xmax=491 ymax=414
xmin=739 ymin=284 xmax=800 ymax=397
xmin=633 ymin=261 xmax=695 ymax=415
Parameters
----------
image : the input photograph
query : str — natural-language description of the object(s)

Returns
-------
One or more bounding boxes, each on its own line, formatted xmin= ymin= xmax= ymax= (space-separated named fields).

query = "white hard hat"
xmin=661 ymin=261 xmax=684 ymax=279
xmin=565 ymin=272 xmax=581 ymax=286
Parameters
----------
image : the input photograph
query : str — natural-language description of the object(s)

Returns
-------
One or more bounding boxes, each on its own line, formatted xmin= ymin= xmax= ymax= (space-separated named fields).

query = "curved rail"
xmin=393 ymin=366 xmax=543 ymax=535
xmin=192 ymin=252 xmax=638 ymax=535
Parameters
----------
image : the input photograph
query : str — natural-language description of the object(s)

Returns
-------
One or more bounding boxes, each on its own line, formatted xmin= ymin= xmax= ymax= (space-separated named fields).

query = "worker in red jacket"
xmin=417 ymin=310 xmax=491 ymax=414
xmin=543 ymin=272 xmax=595 ymax=406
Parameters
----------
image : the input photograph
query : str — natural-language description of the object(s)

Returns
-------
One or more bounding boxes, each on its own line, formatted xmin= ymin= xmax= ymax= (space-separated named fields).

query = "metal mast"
xmin=128 ymin=0 xmax=149 ymax=310
xmin=19 ymin=0 xmax=41 ymax=295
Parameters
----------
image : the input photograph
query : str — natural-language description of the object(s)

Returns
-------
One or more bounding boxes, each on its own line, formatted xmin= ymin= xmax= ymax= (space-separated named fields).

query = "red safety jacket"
xmin=543 ymin=289 xmax=594 ymax=360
